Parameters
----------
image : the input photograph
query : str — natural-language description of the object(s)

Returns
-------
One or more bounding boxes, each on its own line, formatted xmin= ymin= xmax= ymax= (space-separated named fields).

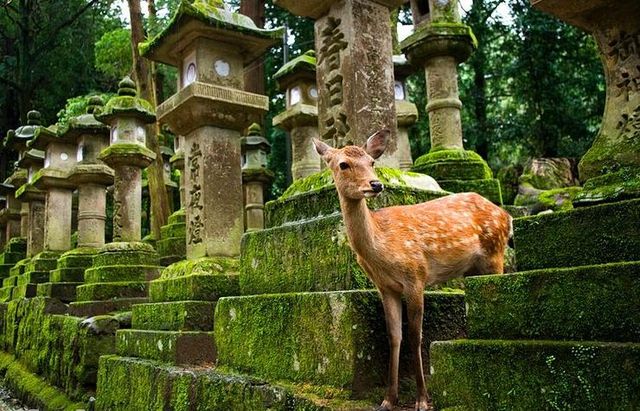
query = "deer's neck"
xmin=339 ymin=196 xmax=378 ymax=258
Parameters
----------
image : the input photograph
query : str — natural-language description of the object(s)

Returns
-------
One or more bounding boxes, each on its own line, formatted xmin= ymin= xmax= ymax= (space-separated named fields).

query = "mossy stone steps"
xmin=0 ymin=265 xmax=12 ymax=279
xmin=10 ymin=284 xmax=36 ymax=299
xmin=2 ymin=276 xmax=18 ymax=287
xmin=0 ymin=287 xmax=12 ymax=302
xmin=514 ymin=198 xmax=640 ymax=271
xmin=49 ymin=267 xmax=85 ymax=283
xmin=132 ymin=301 xmax=215 ymax=331
xmin=69 ymin=297 xmax=149 ymax=318
xmin=55 ymin=249 xmax=97 ymax=269
xmin=91 ymin=243 xmax=159 ymax=267
xmin=214 ymin=290 xmax=465 ymax=395
xmin=465 ymin=261 xmax=640 ymax=342
xmin=25 ymin=251 xmax=59 ymax=272
xmin=241 ymin=214 xmax=370 ymax=295
xmin=36 ymin=282 xmax=79 ymax=303
xmin=0 ymin=251 xmax=24 ymax=265
xmin=266 ymin=183 xmax=446 ymax=228
xmin=83 ymin=265 xmax=161 ymax=283
xmin=149 ymin=274 xmax=239 ymax=302
xmin=160 ymin=222 xmax=185 ymax=239
xmin=16 ymin=270 xmax=49 ymax=285
xmin=75 ymin=281 xmax=148 ymax=302
xmin=156 ymin=237 xmax=186 ymax=267
xmin=9 ymin=258 xmax=29 ymax=276
xmin=2 ymin=237 xmax=27 ymax=253
xmin=167 ymin=208 xmax=185 ymax=225
xmin=96 ymin=355 xmax=370 ymax=411
xmin=116 ymin=330 xmax=216 ymax=364
xmin=429 ymin=339 xmax=640 ymax=411
xmin=436 ymin=178 xmax=503 ymax=205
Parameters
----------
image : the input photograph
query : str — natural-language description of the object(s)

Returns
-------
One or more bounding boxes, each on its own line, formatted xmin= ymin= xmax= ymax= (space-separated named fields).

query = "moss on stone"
xmin=412 ymin=149 xmax=493 ymax=180
xmin=92 ymin=242 xmax=159 ymax=267
xmin=575 ymin=167 xmax=640 ymax=205
xmin=149 ymin=273 xmax=239 ymax=302
xmin=160 ymin=257 xmax=238 ymax=279
xmin=430 ymin=339 xmax=640 ymax=410
xmin=160 ymin=222 xmax=186 ymax=239
xmin=132 ymin=301 xmax=215 ymax=331
xmin=75 ymin=281 xmax=148 ymax=302
xmin=214 ymin=290 xmax=465 ymax=395
xmin=514 ymin=198 xmax=640 ymax=271
xmin=50 ymin=267 xmax=85 ymax=283
xmin=168 ymin=208 xmax=186 ymax=225
xmin=116 ymin=329 xmax=216 ymax=364
xmin=465 ymin=261 xmax=640 ymax=342
xmin=83 ymin=265 xmax=161 ymax=284
xmin=436 ymin=178 xmax=503 ymax=205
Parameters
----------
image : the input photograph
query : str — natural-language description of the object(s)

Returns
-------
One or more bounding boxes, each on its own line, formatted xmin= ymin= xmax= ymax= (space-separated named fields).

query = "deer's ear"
xmin=363 ymin=129 xmax=389 ymax=159
xmin=313 ymin=138 xmax=333 ymax=159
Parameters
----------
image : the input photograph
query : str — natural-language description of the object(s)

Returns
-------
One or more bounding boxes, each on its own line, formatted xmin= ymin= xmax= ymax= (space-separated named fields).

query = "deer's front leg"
xmin=407 ymin=293 xmax=430 ymax=411
xmin=377 ymin=291 xmax=403 ymax=411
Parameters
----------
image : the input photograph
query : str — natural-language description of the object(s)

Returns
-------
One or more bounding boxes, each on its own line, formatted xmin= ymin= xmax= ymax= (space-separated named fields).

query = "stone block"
xmin=92 ymin=242 xmax=159 ymax=267
xmin=9 ymin=258 xmax=29 ymax=277
xmin=466 ymin=261 xmax=640 ymax=342
xmin=2 ymin=276 xmax=18 ymax=287
xmin=116 ymin=329 xmax=216 ymax=364
xmin=0 ymin=252 xmax=24 ymax=265
xmin=83 ymin=265 xmax=161 ymax=283
xmin=0 ymin=287 xmax=12 ymax=302
xmin=132 ymin=301 xmax=216 ymax=331
xmin=36 ymin=282 xmax=79 ymax=303
xmin=0 ymin=265 xmax=11 ymax=279
xmin=49 ymin=267 xmax=85 ymax=283
xmin=4 ymin=237 xmax=26 ymax=253
xmin=56 ymin=248 xmax=98 ymax=269
xmin=167 ymin=208 xmax=185 ymax=225
xmin=26 ymin=251 xmax=59 ymax=272
xmin=214 ymin=290 xmax=465 ymax=395
xmin=160 ymin=222 xmax=185 ymax=239
xmin=149 ymin=274 xmax=239 ymax=303
xmin=11 ymin=284 xmax=37 ymax=299
xmin=17 ymin=270 xmax=49 ymax=285
xmin=514 ymin=198 xmax=640 ymax=271
xmin=68 ymin=298 xmax=148 ymax=318
xmin=436 ymin=178 xmax=503 ymax=205
xmin=75 ymin=281 xmax=148 ymax=302
xmin=430 ymin=339 xmax=640 ymax=410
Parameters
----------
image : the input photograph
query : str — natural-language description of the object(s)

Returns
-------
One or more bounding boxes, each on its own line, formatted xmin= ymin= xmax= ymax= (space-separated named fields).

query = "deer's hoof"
xmin=374 ymin=407 xmax=392 ymax=411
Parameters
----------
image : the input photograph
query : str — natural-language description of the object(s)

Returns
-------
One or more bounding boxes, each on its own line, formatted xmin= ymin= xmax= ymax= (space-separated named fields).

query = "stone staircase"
xmin=429 ymin=198 xmax=640 ymax=410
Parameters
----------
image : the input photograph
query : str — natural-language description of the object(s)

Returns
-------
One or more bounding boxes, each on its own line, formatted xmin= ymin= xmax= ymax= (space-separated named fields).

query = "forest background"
xmin=0 ymin=0 xmax=604 ymax=200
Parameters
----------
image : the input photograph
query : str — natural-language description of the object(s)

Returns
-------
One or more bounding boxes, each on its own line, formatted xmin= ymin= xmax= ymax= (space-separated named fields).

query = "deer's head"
xmin=313 ymin=129 xmax=389 ymax=200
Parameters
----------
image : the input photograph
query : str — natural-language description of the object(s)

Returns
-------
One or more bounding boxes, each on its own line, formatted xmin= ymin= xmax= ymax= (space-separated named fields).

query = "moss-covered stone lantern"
xmin=141 ymin=0 xmax=281 ymax=259
xmin=241 ymin=124 xmax=273 ymax=231
xmin=530 ymin=0 xmax=640 ymax=204
xmin=275 ymin=0 xmax=404 ymax=168
xmin=401 ymin=0 xmax=502 ymax=204
xmin=96 ymin=77 xmax=156 ymax=242
xmin=393 ymin=54 xmax=418 ymax=171
xmin=272 ymin=50 xmax=322 ymax=180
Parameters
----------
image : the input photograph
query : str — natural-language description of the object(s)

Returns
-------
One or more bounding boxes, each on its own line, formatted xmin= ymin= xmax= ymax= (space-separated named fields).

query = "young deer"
xmin=313 ymin=130 xmax=511 ymax=411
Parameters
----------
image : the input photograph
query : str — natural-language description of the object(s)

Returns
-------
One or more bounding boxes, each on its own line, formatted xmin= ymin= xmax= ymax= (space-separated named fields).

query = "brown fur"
xmin=314 ymin=131 xmax=511 ymax=411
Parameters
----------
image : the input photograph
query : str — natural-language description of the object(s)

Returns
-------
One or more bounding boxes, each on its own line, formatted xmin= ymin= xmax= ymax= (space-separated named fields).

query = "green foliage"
xmin=95 ymin=28 xmax=133 ymax=81
xmin=56 ymin=93 xmax=115 ymax=126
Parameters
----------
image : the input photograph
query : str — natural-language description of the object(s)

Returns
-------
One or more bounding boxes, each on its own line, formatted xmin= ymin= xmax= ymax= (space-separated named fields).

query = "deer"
xmin=313 ymin=130 xmax=512 ymax=411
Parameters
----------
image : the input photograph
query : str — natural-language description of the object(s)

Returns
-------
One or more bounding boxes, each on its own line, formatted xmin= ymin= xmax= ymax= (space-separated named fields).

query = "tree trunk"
xmin=240 ymin=0 xmax=265 ymax=96
xmin=128 ymin=0 xmax=170 ymax=241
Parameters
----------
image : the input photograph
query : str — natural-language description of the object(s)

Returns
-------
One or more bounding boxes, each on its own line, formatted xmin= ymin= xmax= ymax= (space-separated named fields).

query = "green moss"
xmin=437 ymin=178 xmax=503 ymax=205
xmin=132 ymin=301 xmax=215 ymax=331
xmin=98 ymin=142 xmax=156 ymax=165
xmin=56 ymin=247 xmax=97 ymax=268
xmin=465 ymin=261 xmax=640 ymax=341
xmin=160 ymin=222 xmax=186 ymax=239
xmin=274 ymin=50 xmax=316 ymax=80
xmin=412 ymin=149 xmax=492 ymax=180
xmin=156 ymin=237 xmax=186 ymax=263
xmin=37 ymin=282 xmax=78 ymax=302
xmin=84 ymin=265 xmax=161 ymax=283
xmin=149 ymin=273 xmax=239 ymax=302
xmin=168 ymin=208 xmax=186 ymax=225
xmin=214 ymin=290 xmax=465 ymax=395
xmin=94 ymin=95 xmax=155 ymax=124
xmin=75 ymin=281 xmax=148 ymax=302
xmin=575 ymin=167 xmax=640 ymax=205
xmin=50 ymin=267 xmax=86 ymax=283
xmin=161 ymin=257 xmax=238 ymax=279
xmin=514 ymin=198 xmax=640 ymax=270
xmin=92 ymin=242 xmax=159 ymax=267
xmin=116 ymin=329 xmax=216 ymax=364
xmin=430 ymin=339 xmax=640 ymax=410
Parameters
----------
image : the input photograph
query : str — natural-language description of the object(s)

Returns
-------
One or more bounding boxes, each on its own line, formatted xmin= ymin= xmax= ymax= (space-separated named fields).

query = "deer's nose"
xmin=370 ymin=180 xmax=384 ymax=193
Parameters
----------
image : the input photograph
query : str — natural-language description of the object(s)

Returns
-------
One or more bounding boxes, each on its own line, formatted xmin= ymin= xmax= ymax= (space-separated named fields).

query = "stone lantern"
xmin=275 ymin=0 xmax=404 ymax=168
xmin=68 ymin=78 xmax=162 ymax=317
xmin=141 ymin=0 xmax=281 ymax=259
xmin=37 ymin=96 xmax=115 ymax=302
xmin=170 ymin=134 xmax=185 ymax=208
xmin=241 ymin=124 xmax=273 ymax=231
xmin=401 ymin=0 xmax=502 ymax=204
xmin=160 ymin=143 xmax=178 ymax=212
xmin=393 ymin=54 xmax=418 ymax=171
xmin=272 ymin=50 xmax=322 ymax=180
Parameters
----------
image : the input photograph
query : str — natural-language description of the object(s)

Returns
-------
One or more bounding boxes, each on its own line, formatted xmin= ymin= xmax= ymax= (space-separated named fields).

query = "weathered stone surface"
xmin=149 ymin=274 xmax=239 ymax=303
xmin=514 ymin=198 xmax=640 ymax=270
xmin=68 ymin=298 xmax=148 ymax=318
xmin=116 ymin=329 xmax=216 ymax=365
xmin=430 ymin=339 xmax=640 ymax=411
xmin=132 ymin=301 xmax=216 ymax=331
xmin=215 ymin=291 xmax=465 ymax=394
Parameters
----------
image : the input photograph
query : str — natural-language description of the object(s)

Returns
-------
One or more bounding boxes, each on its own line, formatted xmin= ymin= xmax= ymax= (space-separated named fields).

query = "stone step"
xmin=92 ymin=242 xmax=159 ymax=267
xmin=514 ymin=198 xmax=640 ymax=271
xmin=17 ymin=270 xmax=49 ymax=285
xmin=9 ymin=259 xmax=29 ymax=277
xmin=241 ymin=214 xmax=370 ymax=295
xmin=69 ymin=297 xmax=149 ymax=317
xmin=3 ymin=237 xmax=26 ymax=253
xmin=49 ymin=266 xmax=85 ymax=283
xmin=430 ymin=339 xmax=640 ymax=410
xmin=75 ymin=281 xmax=148 ymax=302
xmin=214 ymin=290 xmax=465 ymax=395
xmin=0 ymin=251 xmax=25 ymax=265
xmin=11 ymin=284 xmax=37 ymax=299
xmin=465 ymin=261 xmax=640 ymax=343
xmin=132 ymin=301 xmax=215 ymax=331
xmin=37 ymin=282 xmax=80 ymax=303
xmin=160 ymin=222 xmax=185 ymax=239
xmin=97 ymin=355 xmax=378 ymax=411
xmin=0 ymin=286 xmax=13 ymax=302
xmin=2 ymin=276 xmax=18 ymax=287
xmin=116 ymin=330 xmax=216 ymax=364
xmin=55 ymin=248 xmax=97 ymax=269
xmin=155 ymin=237 xmax=185 ymax=266
xmin=26 ymin=251 xmax=59 ymax=272
xmin=265 ymin=168 xmax=446 ymax=228
xmin=0 ymin=265 xmax=11 ymax=279
xmin=149 ymin=274 xmax=239 ymax=302
xmin=83 ymin=264 xmax=162 ymax=283
xmin=167 ymin=208 xmax=185 ymax=225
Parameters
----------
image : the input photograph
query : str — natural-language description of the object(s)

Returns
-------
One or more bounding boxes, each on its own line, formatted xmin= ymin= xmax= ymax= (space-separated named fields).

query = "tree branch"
xmin=0 ymin=75 xmax=22 ymax=91
xmin=34 ymin=0 xmax=102 ymax=54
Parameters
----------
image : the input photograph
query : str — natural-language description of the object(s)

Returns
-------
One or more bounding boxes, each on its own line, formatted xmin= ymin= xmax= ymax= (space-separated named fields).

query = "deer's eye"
xmin=339 ymin=162 xmax=349 ymax=170
xmin=371 ymin=161 xmax=375 ymax=167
